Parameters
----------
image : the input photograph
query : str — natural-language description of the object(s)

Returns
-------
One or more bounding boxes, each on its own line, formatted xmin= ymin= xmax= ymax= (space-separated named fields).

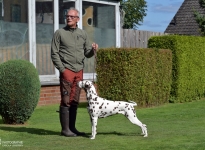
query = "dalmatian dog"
xmin=78 ymin=80 xmax=148 ymax=139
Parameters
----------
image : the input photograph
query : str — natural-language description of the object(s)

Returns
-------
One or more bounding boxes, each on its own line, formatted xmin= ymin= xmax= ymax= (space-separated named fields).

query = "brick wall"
xmin=39 ymin=85 xmax=87 ymax=106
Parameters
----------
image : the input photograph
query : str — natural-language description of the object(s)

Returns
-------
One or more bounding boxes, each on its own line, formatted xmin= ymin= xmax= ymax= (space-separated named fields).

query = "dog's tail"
xmin=128 ymin=100 xmax=137 ymax=106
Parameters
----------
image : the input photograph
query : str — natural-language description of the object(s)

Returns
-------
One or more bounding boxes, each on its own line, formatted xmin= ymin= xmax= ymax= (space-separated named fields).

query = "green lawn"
xmin=0 ymin=100 xmax=205 ymax=150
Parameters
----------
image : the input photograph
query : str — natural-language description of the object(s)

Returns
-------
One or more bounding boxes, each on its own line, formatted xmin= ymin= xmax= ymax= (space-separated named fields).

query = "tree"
xmin=194 ymin=0 xmax=205 ymax=36
xmin=120 ymin=0 xmax=147 ymax=29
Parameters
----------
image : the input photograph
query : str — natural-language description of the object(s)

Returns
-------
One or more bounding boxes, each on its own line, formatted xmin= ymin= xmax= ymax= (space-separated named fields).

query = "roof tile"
xmin=165 ymin=0 xmax=205 ymax=35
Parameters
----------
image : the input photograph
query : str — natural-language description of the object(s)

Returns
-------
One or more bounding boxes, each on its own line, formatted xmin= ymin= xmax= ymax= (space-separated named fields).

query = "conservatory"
xmin=0 ymin=0 xmax=121 ymax=84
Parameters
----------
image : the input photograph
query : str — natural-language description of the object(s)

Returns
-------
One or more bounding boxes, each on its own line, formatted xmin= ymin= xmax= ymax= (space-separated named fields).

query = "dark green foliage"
xmin=96 ymin=48 xmax=172 ymax=107
xmin=120 ymin=0 xmax=147 ymax=29
xmin=194 ymin=0 xmax=205 ymax=36
xmin=148 ymin=35 xmax=205 ymax=103
xmin=199 ymin=0 xmax=205 ymax=7
xmin=0 ymin=60 xmax=41 ymax=124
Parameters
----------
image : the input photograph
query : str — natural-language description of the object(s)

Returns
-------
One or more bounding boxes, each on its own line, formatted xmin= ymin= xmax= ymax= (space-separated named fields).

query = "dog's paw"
xmin=141 ymin=133 xmax=145 ymax=136
xmin=90 ymin=136 xmax=95 ymax=140
xmin=143 ymin=134 xmax=148 ymax=137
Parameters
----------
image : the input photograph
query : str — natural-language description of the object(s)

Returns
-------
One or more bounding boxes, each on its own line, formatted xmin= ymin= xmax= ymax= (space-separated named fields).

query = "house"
xmin=0 ymin=0 xmax=121 ymax=105
xmin=165 ymin=0 xmax=205 ymax=35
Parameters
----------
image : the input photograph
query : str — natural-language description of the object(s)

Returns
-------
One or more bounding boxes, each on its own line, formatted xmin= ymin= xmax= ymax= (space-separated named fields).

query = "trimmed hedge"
xmin=0 ymin=60 xmax=40 ymax=124
xmin=148 ymin=35 xmax=205 ymax=103
xmin=96 ymin=48 xmax=172 ymax=107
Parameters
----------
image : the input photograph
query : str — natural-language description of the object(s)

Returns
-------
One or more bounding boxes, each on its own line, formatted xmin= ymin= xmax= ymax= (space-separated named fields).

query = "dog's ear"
xmin=85 ymin=84 xmax=91 ymax=88
xmin=85 ymin=81 xmax=91 ymax=88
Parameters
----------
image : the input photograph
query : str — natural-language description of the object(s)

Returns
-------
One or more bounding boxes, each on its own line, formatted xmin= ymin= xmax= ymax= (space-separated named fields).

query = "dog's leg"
xmin=133 ymin=119 xmax=148 ymax=137
xmin=141 ymin=124 xmax=148 ymax=137
xmin=126 ymin=113 xmax=148 ymax=137
xmin=87 ymin=107 xmax=92 ymax=123
xmin=124 ymin=106 xmax=148 ymax=137
xmin=91 ymin=117 xmax=98 ymax=139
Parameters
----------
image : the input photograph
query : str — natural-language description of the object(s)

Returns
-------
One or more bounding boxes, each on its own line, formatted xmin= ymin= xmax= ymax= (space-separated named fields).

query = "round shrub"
xmin=0 ymin=60 xmax=41 ymax=124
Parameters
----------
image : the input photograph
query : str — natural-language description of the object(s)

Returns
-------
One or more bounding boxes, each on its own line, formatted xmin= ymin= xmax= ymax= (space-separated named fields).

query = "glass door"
xmin=36 ymin=0 xmax=54 ymax=75
xmin=0 ymin=0 xmax=29 ymax=64
xmin=82 ymin=1 xmax=116 ymax=73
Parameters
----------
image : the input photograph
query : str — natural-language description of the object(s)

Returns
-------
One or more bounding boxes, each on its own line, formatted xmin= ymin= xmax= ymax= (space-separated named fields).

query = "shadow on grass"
xmin=0 ymin=125 xmax=140 ymax=138
xmin=97 ymin=131 xmax=141 ymax=137
xmin=0 ymin=126 xmax=60 ymax=135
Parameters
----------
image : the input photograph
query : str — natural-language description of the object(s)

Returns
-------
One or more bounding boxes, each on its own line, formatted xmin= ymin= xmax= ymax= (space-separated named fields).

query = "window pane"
xmin=59 ymin=0 xmax=75 ymax=27
xmin=83 ymin=1 xmax=116 ymax=73
xmin=0 ymin=0 xmax=29 ymax=64
xmin=36 ymin=0 xmax=75 ymax=75
xmin=36 ymin=0 xmax=55 ymax=75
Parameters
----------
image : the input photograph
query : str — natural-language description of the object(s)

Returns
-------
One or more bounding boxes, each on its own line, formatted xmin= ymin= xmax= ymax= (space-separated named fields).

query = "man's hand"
xmin=92 ymin=43 xmax=98 ymax=52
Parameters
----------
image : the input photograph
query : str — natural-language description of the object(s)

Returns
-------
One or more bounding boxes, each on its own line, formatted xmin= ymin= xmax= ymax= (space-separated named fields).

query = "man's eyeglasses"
xmin=65 ymin=15 xmax=79 ymax=19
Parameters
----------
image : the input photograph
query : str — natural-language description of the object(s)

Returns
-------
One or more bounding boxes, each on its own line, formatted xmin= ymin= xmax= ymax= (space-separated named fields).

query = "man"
xmin=51 ymin=8 xmax=98 ymax=137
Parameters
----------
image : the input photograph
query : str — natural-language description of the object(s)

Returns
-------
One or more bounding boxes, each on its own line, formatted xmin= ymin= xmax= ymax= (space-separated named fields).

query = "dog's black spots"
xmin=107 ymin=103 xmax=109 ymax=105
xmin=93 ymin=106 xmax=95 ymax=108
xmin=113 ymin=107 xmax=118 ymax=111
xmin=94 ymin=97 xmax=98 ymax=101
xmin=128 ymin=108 xmax=130 ymax=110
xmin=134 ymin=115 xmax=136 ymax=117
xmin=105 ymin=106 xmax=107 ymax=109
xmin=125 ymin=112 xmax=128 ymax=117
xmin=99 ymin=103 xmax=104 ymax=109
xmin=110 ymin=111 xmax=112 ymax=113
xmin=89 ymin=95 xmax=92 ymax=99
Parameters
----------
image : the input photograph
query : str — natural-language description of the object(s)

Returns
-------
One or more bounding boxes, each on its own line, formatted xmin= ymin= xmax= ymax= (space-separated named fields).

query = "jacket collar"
xmin=64 ymin=25 xmax=78 ymax=32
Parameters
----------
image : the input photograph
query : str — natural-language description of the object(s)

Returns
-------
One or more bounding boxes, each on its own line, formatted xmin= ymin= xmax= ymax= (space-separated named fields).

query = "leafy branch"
xmin=194 ymin=0 xmax=205 ymax=36
xmin=120 ymin=0 xmax=147 ymax=29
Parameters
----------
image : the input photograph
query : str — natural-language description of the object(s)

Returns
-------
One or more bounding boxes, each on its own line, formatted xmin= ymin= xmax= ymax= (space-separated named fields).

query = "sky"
xmin=137 ymin=0 xmax=184 ymax=33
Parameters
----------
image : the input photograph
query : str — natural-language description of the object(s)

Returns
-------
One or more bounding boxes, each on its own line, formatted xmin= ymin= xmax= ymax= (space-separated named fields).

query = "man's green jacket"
xmin=51 ymin=26 xmax=94 ymax=73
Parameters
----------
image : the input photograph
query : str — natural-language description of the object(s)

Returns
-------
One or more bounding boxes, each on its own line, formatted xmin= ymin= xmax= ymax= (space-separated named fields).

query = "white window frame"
xmin=29 ymin=0 xmax=120 ymax=85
